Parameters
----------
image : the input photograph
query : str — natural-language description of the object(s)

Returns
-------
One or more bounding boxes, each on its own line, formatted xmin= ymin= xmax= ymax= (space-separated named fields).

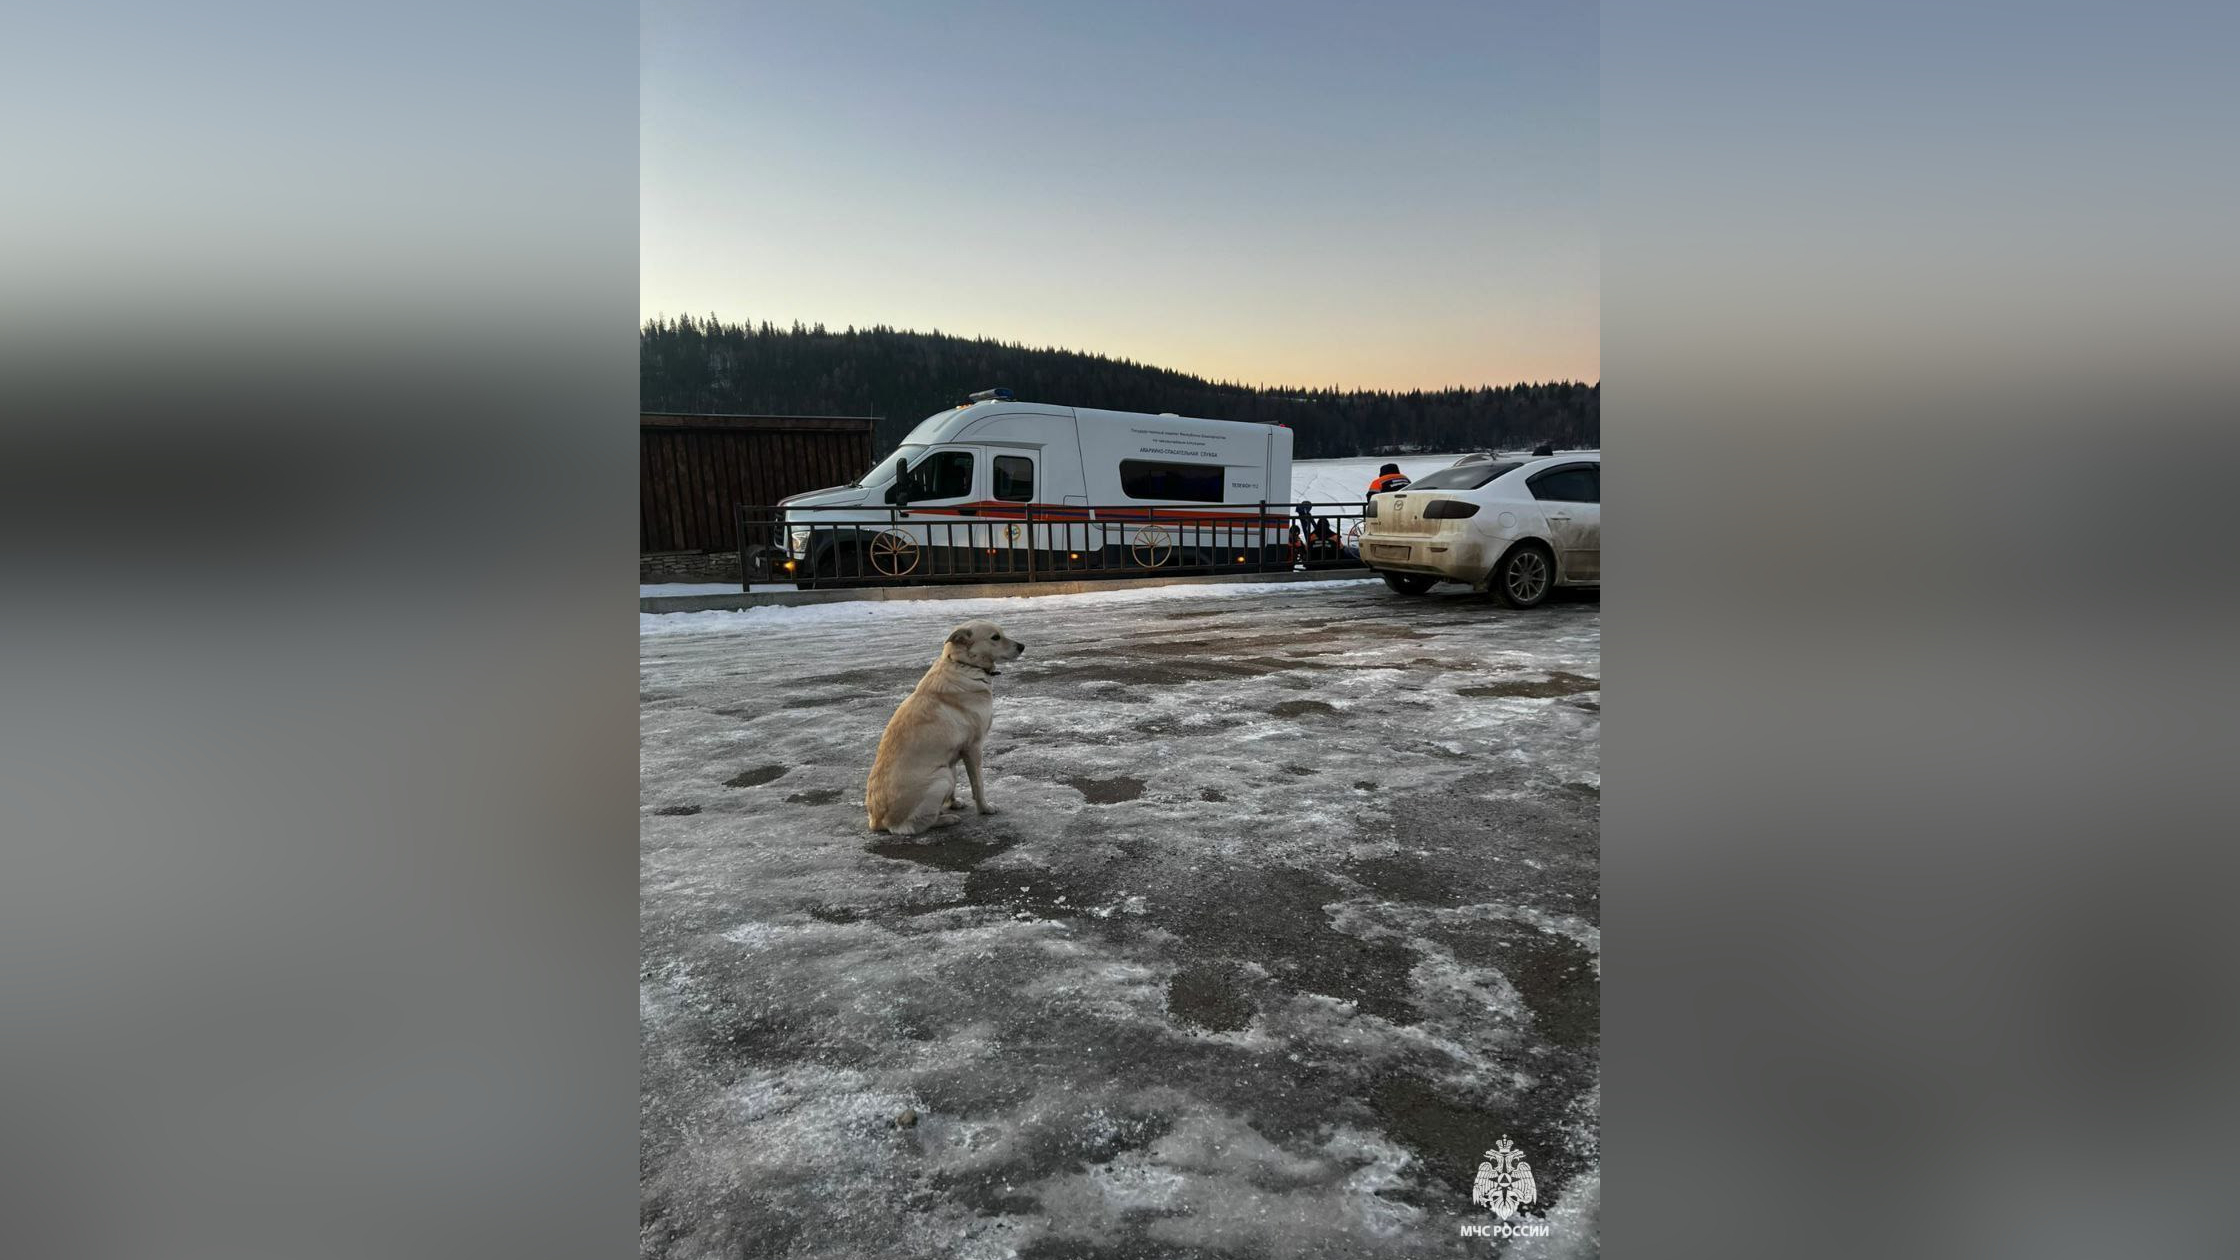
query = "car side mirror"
xmin=885 ymin=458 xmax=911 ymax=506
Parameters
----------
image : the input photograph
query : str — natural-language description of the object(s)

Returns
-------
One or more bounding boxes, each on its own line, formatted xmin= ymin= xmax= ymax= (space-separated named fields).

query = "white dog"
xmin=865 ymin=619 xmax=1026 ymax=835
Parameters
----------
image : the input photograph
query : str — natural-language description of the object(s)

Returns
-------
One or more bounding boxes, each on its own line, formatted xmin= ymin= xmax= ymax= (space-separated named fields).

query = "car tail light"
xmin=1423 ymin=499 xmax=1480 ymax=519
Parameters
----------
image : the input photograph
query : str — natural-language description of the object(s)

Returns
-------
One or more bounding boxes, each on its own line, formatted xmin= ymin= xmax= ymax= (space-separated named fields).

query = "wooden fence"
xmin=640 ymin=414 xmax=878 ymax=554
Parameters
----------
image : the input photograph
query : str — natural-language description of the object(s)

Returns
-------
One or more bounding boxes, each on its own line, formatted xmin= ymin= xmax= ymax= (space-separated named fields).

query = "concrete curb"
xmin=640 ymin=568 xmax=1375 ymax=613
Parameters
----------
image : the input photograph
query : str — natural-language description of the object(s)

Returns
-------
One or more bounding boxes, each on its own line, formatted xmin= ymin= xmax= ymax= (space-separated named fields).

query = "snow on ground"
xmin=641 ymin=580 xmax=1600 ymax=1258
xmin=643 ymin=583 xmax=798 ymax=597
xmin=1289 ymin=454 xmax=1477 ymax=506
xmin=1290 ymin=451 xmax=1598 ymax=507
xmin=642 ymin=576 xmax=1386 ymax=637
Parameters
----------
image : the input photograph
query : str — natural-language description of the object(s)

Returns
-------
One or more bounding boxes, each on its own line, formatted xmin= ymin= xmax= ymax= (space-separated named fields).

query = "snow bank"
xmin=1288 ymin=450 xmax=1597 ymax=506
xmin=641 ymin=576 xmax=1382 ymax=635
xmin=1290 ymin=453 xmax=1477 ymax=505
xmin=641 ymin=583 xmax=795 ymax=596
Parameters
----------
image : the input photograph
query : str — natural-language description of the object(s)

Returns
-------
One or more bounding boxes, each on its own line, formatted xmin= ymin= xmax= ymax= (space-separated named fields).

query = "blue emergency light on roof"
xmin=967 ymin=388 xmax=1015 ymax=402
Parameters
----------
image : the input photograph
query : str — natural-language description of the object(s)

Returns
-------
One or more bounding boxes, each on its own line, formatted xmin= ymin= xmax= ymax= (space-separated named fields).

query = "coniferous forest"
xmin=642 ymin=317 xmax=1598 ymax=459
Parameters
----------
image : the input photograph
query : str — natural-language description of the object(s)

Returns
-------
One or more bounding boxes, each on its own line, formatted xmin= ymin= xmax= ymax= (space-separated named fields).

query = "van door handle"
xmin=1546 ymin=512 xmax=1570 ymax=522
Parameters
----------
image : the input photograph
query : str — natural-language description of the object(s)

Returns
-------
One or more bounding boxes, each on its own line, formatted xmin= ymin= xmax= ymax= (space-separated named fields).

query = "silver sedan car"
xmin=1357 ymin=453 xmax=1600 ymax=607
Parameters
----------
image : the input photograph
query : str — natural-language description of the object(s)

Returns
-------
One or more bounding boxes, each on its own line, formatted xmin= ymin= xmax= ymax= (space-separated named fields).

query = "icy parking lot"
xmin=641 ymin=579 xmax=1600 ymax=1258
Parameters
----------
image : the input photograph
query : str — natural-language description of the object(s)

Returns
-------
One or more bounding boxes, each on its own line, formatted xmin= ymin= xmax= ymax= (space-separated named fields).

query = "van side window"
xmin=912 ymin=450 xmax=974 ymax=500
xmin=993 ymin=455 xmax=1034 ymax=502
xmin=1527 ymin=465 xmax=1598 ymax=504
xmin=1119 ymin=460 xmax=1223 ymax=503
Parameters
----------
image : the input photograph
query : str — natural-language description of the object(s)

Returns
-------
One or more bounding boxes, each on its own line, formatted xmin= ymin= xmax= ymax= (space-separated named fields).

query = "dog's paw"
xmin=932 ymin=811 xmax=964 ymax=827
xmin=976 ymin=804 xmax=1000 ymax=816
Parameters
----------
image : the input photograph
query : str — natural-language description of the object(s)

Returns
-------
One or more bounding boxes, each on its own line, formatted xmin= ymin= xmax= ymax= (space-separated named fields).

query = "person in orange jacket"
xmin=1367 ymin=462 xmax=1412 ymax=494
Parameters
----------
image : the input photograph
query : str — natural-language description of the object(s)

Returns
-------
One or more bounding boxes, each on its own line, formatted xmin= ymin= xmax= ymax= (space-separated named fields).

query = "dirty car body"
xmin=1358 ymin=454 xmax=1600 ymax=604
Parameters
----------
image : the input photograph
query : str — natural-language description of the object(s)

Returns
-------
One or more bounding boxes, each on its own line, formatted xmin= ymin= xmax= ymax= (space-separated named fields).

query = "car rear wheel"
xmin=1381 ymin=571 xmax=1435 ymax=596
xmin=1491 ymin=543 xmax=1553 ymax=608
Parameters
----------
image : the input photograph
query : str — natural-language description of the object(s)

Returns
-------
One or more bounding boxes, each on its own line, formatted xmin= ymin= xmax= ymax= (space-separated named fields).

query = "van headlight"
xmin=788 ymin=527 xmax=811 ymax=555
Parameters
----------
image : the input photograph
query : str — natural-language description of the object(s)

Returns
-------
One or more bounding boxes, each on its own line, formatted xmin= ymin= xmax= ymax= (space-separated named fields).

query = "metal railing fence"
xmin=738 ymin=501 xmax=1371 ymax=589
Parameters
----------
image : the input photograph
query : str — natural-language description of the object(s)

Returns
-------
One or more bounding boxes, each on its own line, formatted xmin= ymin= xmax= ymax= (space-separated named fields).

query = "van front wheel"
xmin=1381 ymin=571 xmax=1436 ymax=596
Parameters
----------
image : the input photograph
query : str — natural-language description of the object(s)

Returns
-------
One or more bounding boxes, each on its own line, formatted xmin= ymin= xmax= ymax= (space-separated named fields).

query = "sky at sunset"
xmin=642 ymin=0 xmax=1597 ymax=390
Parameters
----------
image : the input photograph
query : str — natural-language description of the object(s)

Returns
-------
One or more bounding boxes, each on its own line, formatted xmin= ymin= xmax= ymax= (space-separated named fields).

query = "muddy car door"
xmin=1526 ymin=463 xmax=1600 ymax=582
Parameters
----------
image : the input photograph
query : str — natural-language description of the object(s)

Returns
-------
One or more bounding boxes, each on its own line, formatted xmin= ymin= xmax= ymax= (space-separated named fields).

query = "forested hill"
xmin=641 ymin=317 xmax=1598 ymax=459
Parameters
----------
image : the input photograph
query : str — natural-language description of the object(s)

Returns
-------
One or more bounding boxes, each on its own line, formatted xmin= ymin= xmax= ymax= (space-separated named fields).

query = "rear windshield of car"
xmin=1405 ymin=461 xmax=1522 ymax=491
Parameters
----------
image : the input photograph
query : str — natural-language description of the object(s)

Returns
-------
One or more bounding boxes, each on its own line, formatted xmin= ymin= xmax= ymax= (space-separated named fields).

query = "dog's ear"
xmin=947 ymin=627 xmax=972 ymax=647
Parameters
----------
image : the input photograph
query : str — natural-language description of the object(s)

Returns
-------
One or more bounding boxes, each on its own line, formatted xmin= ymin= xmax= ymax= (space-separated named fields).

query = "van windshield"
xmin=849 ymin=407 xmax=964 ymax=485
xmin=900 ymin=408 xmax=963 ymax=447
xmin=852 ymin=445 xmax=927 ymax=488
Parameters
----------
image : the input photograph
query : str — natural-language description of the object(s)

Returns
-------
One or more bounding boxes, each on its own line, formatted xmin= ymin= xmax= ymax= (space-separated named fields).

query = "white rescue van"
xmin=767 ymin=391 xmax=1295 ymax=581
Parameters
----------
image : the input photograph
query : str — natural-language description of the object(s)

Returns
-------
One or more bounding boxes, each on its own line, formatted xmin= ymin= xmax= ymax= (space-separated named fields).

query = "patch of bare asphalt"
xmin=1268 ymin=699 xmax=1339 ymax=719
xmin=1063 ymin=775 xmax=1146 ymax=804
xmin=805 ymin=898 xmax=970 ymax=928
xmin=1166 ymin=961 xmax=1257 ymax=1032
xmin=1130 ymin=714 xmax=1245 ymax=737
xmin=782 ymin=694 xmax=855 ymax=709
xmin=960 ymin=865 xmax=1100 ymax=922
xmin=910 ymin=847 xmax=1426 ymax=1027
xmin=1129 ymin=632 xmax=1339 ymax=656
xmin=1037 ymin=658 xmax=1285 ymax=686
xmin=723 ymin=764 xmax=788 ymax=788
xmin=1335 ymin=770 xmax=1601 ymax=1203
xmin=1366 ymin=1074 xmax=1586 ymax=1211
xmin=1034 ymin=641 xmax=1344 ymax=681
xmin=784 ymin=787 xmax=843 ymax=805
xmin=1242 ymin=655 xmax=1336 ymax=672
xmin=868 ymin=832 xmax=1019 ymax=872
xmin=1434 ymin=920 xmax=1598 ymax=1051
xmin=794 ymin=666 xmax=914 ymax=689
xmin=1347 ymin=622 xmax=1435 ymax=640
xmin=1144 ymin=863 xmax=1421 ymax=1026
xmin=650 ymin=804 xmax=700 ymax=816
xmin=1038 ymin=640 xmax=1358 ymax=689
xmin=1457 ymin=670 xmax=1600 ymax=699
xmin=1345 ymin=776 xmax=1597 ymax=914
